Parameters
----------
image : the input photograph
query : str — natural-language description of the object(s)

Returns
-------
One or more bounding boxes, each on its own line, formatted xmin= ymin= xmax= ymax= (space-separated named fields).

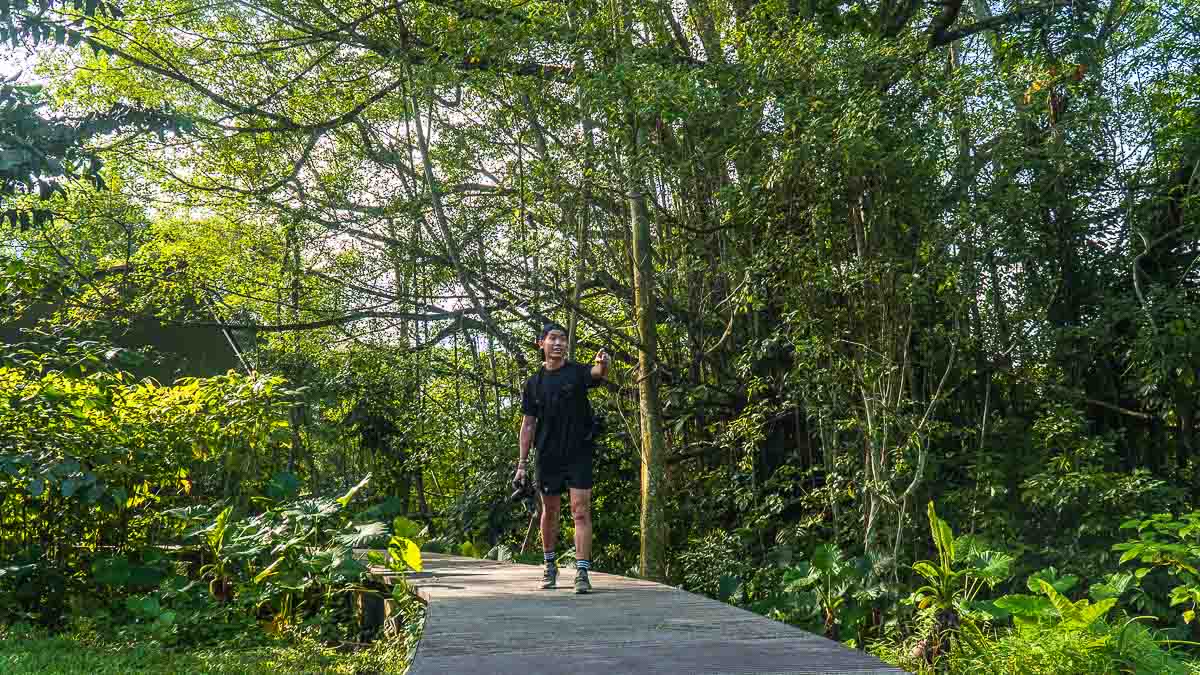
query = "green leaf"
xmin=1119 ymin=546 xmax=1143 ymax=565
xmin=811 ymin=543 xmax=841 ymax=573
xmin=971 ymin=599 xmax=1010 ymax=620
xmin=253 ymin=556 xmax=284 ymax=584
xmin=207 ymin=506 xmax=232 ymax=553
xmin=912 ymin=561 xmax=941 ymax=585
xmin=128 ymin=565 xmax=165 ymax=588
xmin=266 ymin=471 xmax=300 ymax=501
xmin=718 ymin=574 xmax=741 ymax=602
xmin=334 ymin=521 xmax=388 ymax=547
xmin=1065 ymin=598 xmax=1115 ymax=629
xmin=1013 ymin=615 xmax=1040 ymax=634
xmin=486 ymin=544 xmax=513 ymax=562
xmin=125 ymin=595 xmax=161 ymax=618
xmin=783 ymin=562 xmax=817 ymax=590
xmin=1089 ymin=572 xmax=1136 ymax=601
xmin=336 ymin=473 xmax=371 ymax=507
xmin=390 ymin=536 xmax=422 ymax=572
xmin=993 ymin=593 xmax=1053 ymax=618
xmin=27 ymin=478 xmax=44 ymax=497
xmin=1028 ymin=567 xmax=1077 ymax=594
xmin=969 ymin=549 xmax=1015 ymax=585
xmin=1036 ymin=579 xmax=1076 ymax=619
xmin=92 ymin=556 xmax=131 ymax=586
xmin=393 ymin=516 xmax=425 ymax=542
xmin=927 ymin=501 xmax=954 ymax=567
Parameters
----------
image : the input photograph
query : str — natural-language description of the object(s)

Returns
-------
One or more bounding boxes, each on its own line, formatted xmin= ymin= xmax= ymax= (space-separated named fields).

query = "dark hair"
xmin=538 ymin=322 xmax=567 ymax=341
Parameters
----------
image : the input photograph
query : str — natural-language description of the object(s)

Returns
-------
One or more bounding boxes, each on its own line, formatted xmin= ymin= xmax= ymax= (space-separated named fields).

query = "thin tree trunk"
xmin=568 ymin=115 xmax=595 ymax=361
xmin=630 ymin=119 xmax=669 ymax=582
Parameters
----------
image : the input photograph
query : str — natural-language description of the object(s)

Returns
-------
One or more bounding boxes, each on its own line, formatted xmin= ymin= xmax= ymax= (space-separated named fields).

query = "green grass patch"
xmin=0 ymin=623 xmax=414 ymax=675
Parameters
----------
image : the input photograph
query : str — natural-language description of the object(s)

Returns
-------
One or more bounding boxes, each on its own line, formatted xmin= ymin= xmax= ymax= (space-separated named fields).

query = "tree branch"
xmin=930 ymin=1 xmax=1060 ymax=47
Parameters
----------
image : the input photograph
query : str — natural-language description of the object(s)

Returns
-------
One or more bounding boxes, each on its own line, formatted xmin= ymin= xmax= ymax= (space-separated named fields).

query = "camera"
xmin=510 ymin=479 xmax=537 ymax=514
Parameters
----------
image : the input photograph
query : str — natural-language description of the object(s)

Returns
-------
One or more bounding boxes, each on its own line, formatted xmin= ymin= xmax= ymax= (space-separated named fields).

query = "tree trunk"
xmin=567 ymin=114 xmax=595 ymax=361
xmin=630 ymin=120 xmax=669 ymax=582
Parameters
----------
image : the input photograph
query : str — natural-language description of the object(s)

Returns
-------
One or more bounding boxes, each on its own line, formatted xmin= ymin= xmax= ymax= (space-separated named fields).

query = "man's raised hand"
xmin=592 ymin=349 xmax=610 ymax=378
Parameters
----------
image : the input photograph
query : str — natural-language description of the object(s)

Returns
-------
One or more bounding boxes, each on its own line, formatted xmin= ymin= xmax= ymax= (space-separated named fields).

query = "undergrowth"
xmin=0 ymin=620 xmax=420 ymax=675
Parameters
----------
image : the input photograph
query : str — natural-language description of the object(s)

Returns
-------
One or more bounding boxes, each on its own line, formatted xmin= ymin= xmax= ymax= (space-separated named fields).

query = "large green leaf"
xmin=971 ymin=599 xmax=1010 ymax=620
xmin=1089 ymin=572 xmax=1136 ymax=601
xmin=125 ymin=595 xmax=162 ymax=618
xmin=969 ymin=549 xmax=1015 ymax=585
xmin=811 ymin=543 xmax=841 ymax=574
xmin=266 ymin=471 xmax=301 ymax=501
xmin=1036 ymin=579 xmax=1076 ymax=619
xmin=912 ymin=561 xmax=941 ymax=585
xmin=718 ymin=574 xmax=741 ymax=602
xmin=927 ymin=501 xmax=954 ymax=568
xmin=1062 ymin=597 xmax=1115 ymax=629
xmin=335 ymin=521 xmax=388 ymax=547
xmin=1028 ymin=567 xmax=1078 ymax=594
xmin=393 ymin=516 xmax=425 ymax=543
xmin=92 ymin=556 xmax=131 ymax=586
xmin=207 ymin=506 xmax=232 ymax=553
xmin=993 ymin=593 xmax=1053 ymax=618
xmin=390 ymin=536 xmax=422 ymax=572
xmin=783 ymin=562 xmax=819 ymax=591
xmin=127 ymin=565 xmax=166 ymax=588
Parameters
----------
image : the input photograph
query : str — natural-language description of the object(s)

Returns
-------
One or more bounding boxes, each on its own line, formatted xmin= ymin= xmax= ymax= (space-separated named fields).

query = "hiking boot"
xmin=574 ymin=569 xmax=592 ymax=594
xmin=540 ymin=563 xmax=557 ymax=590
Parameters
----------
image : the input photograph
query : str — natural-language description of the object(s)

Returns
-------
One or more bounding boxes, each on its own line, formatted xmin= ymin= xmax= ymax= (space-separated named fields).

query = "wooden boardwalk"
xmin=403 ymin=553 xmax=906 ymax=675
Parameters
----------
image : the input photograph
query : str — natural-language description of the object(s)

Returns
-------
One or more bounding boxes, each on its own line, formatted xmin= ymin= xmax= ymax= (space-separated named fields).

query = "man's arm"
xmin=518 ymin=415 xmax=537 ymax=465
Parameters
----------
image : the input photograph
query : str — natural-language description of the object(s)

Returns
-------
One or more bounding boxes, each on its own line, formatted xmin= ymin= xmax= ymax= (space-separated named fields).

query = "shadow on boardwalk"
xmin=403 ymin=553 xmax=907 ymax=675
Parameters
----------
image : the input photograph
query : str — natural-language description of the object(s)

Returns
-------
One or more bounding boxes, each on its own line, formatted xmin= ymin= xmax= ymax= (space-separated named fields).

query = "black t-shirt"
xmin=521 ymin=361 xmax=599 ymax=465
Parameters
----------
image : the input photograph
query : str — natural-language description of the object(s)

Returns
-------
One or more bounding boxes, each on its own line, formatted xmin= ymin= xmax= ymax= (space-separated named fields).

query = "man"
xmin=514 ymin=322 xmax=609 ymax=594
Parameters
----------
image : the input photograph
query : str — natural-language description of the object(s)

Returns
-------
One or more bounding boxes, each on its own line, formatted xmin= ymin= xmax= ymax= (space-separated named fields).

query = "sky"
xmin=1 ymin=46 xmax=36 ymax=80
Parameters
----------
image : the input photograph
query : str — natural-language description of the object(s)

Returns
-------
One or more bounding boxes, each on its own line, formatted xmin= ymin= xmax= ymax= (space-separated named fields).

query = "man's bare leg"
xmin=541 ymin=493 xmax=561 ymax=553
xmin=540 ymin=493 xmax=561 ymax=588
xmin=569 ymin=488 xmax=592 ymax=561
xmin=570 ymin=488 xmax=593 ymax=593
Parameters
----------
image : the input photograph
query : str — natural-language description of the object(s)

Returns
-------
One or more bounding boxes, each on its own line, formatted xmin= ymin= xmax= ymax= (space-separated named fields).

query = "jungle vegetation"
xmin=1 ymin=0 xmax=1198 ymax=671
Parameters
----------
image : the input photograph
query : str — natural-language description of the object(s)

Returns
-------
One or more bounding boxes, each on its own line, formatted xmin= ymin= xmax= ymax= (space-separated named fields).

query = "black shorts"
xmin=537 ymin=449 xmax=593 ymax=495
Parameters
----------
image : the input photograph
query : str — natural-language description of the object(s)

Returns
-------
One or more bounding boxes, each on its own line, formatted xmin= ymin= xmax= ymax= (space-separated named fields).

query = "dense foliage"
xmin=2 ymin=0 xmax=1198 ymax=670
xmin=0 ymin=336 xmax=425 ymax=669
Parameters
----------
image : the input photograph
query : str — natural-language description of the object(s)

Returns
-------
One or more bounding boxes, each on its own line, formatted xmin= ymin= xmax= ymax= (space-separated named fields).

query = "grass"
xmin=0 ymin=623 xmax=416 ymax=675
xmin=870 ymin=622 xmax=1200 ymax=675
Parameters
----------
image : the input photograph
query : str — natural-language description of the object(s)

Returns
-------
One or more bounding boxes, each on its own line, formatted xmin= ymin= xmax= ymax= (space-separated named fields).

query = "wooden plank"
xmin=403 ymin=554 xmax=907 ymax=675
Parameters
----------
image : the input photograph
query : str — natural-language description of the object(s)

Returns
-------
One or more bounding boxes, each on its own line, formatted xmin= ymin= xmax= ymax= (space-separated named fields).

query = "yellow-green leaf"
xmin=392 ymin=536 xmax=422 ymax=572
xmin=254 ymin=556 xmax=284 ymax=584
xmin=913 ymin=561 xmax=941 ymax=585
xmin=336 ymin=473 xmax=371 ymax=507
